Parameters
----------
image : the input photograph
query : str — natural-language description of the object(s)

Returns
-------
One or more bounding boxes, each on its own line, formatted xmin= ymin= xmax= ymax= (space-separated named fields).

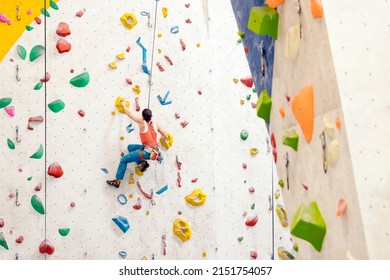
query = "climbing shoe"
xmin=139 ymin=161 xmax=149 ymax=172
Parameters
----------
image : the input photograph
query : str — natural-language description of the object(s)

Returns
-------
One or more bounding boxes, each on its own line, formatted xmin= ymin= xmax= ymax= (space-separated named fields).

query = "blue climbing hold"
xmin=112 ymin=215 xmax=130 ymax=233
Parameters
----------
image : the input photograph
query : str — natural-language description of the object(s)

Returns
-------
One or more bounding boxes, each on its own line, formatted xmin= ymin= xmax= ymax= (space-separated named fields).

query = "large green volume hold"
xmin=256 ymin=89 xmax=272 ymax=122
xmin=31 ymin=195 xmax=45 ymax=215
xmin=247 ymin=6 xmax=279 ymax=39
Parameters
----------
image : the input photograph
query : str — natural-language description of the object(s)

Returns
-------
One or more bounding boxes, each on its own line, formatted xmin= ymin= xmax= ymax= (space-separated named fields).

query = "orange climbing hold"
xmin=266 ymin=0 xmax=285 ymax=8
xmin=291 ymin=85 xmax=314 ymax=143
xmin=337 ymin=199 xmax=347 ymax=217
xmin=310 ymin=0 xmax=324 ymax=19
xmin=279 ymin=107 xmax=285 ymax=118
xmin=336 ymin=116 xmax=341 ymax=129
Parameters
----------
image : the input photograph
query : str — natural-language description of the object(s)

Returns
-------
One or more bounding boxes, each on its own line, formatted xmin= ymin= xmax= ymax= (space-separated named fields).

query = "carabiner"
xmin=16 ymin=65 xmax=20 ymax=81
xmin=140 ymin=11 xmax=152 ymax=28
xmin=16 ymin=126 xmax=21 ymax=142
xmin=15 ymin=189 xmax=21 ymax=206
xmin=16 ymin=5 xmax=21 ymax=21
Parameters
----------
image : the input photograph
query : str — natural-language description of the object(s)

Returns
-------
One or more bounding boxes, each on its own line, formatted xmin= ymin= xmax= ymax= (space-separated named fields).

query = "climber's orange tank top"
xmin=139 ymin=121 xmax=158 ymax=151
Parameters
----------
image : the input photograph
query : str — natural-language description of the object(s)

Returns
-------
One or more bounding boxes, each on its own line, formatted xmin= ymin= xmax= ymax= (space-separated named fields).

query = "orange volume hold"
xmin=291 ymin=85 xmax=314 ymax=143
xmin=266 ymin=0 xmax=285 ymax=8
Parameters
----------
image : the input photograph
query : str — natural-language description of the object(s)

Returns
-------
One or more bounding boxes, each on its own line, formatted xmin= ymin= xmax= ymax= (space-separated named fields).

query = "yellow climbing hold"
xmin=240 ymin=99 xmax=245 ymax=105
xmin=128 ymin=173 xmax=135 ymax=184
xmin=135 ymin=166 xmax=143 ymax=176
xmin=276 ymin=204 xmax=288 ymax=227
xmin=202 ymin=252 xmax=207 ymax=257
xmin=185 ymin=189 xmax=207 ymax=206
xmin=173 ymin=218 xmax=192 ymax=242
xmin=146 ymin=210 xmax=150 ymax=216
xmin=128 ymin=194 xmax=133 ymax=198
xmin=196 ymin=43 xmax=201 ymax=48
xmin=120 ymin=136 xmax=124 ymax=140
xmin=162 ymin=7 xmax=168 ymax=18
xmin=233 ymin=78 xmax=239 ymax=83
xmin=111 ymin=111 xmax=116 ymax=116
xmin=116 ymin=53 xmax=125 ymax=60
xmin=115 ymin=97 xmax=130 ymax=114
xmin=108 ymin=62 xmax=117 ymax=69
xmin=120 ymin=13 xmax=137 ymax=29
xmin=157 ymin=33 xmax=162 ymax=38
xmin=132 ymin=85 xmax=141 ymax=94
xmin=158 ymin=49 xmax=161 ymax=54
xmin=250 ymin=148 xmax=259 ymax=156
xmin=160 ymin=132 xmax=174 ymax=150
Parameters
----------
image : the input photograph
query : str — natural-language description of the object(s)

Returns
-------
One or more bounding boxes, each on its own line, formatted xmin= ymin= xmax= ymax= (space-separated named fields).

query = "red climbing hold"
xmin=156 ymin=62 xmax=165 ymax=72
xmin=244 ymin=46 xmax=249 ymax=53
xmin=56 ymin=22 xmax=71 ymax=37
xmin=272 ymin=148 xmax=277 ymax=163
xmin=302 ymin=184 xmax=309 ymax=190
xmin=180 ymin=121 xmax=189 ymax=128
xmin=240 ymin=77 xmax=253 ymax=88
xmin=70 ymin=202 xmax=76 ymax=207
xmin=180 ymin=39 xmax=186 ymax=51
xmin=27 ymin=116 xmax=44 ymax=130
xmin=185 ymin=4 xmax=190 ymax=8
xmin=164 ymin=55 xmax=173 ymax=65
xmin=242 ymin=163 xmax=247 ymax=169
xmin=251 ymin=102 xmax=256 ymax=108
xmin=126 ymin=46 xmax=131 ymax=52
xmin=56 ymin=39 xmax=71 ymax=53
xmin=133 ymin=197 xmax=142 ymax=210
xmin=34 ymin=17 xmax=41 ymax=25
xmin=191 ymin=178 xmax=198 ymax=183
xmin=250 ymin=250 xmax=258 ymax=259
xmin=76 ymin=10 xmax=84 ymax=17
xmin=125 ymin=78 xmax=132 ymax=85
xmin=78 ymin=110 xmax=85 ymax=117
xmin=286 ymin=95 xmax=291 ymax=102
xmin=0 ymin=218 xmax=4 ymax=227
xmin=48 ymin=162 xmax=64 ymax=178
xmin=185 ymin=19 xmax=192 ymax=23
xmin=271 ymin=132 xmax=276 ymax=149
xmin=135 ymin=97 xmax=140 ymax=112
xmin=15 ymin=235 xmax=24 ymax=244
xmin=39 ymin=240 xmax=55 ymax=255
xmin=40 ymin=72 xmax=50 ymax=83
xmin=249 ymin=186 xmax=255 ymax=193
xmin=245 ymin=214 xmax=258 ymax=227
xmin=174 ymin=112 xmax=180 ymax=119
xmin=34 ymin=182 xmax=42 ymax=192
xmin=197 ymin=90 xmax=202 ymax=95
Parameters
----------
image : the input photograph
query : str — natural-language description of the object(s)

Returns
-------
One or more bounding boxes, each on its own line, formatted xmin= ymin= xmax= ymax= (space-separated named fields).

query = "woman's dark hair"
xmin=142 ymin=109 xmax=152 ymax=122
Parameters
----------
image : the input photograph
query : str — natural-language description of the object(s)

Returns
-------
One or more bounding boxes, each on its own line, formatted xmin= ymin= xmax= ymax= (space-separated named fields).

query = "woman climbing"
xmin=106 ymin=101 xmax=168 ymax=188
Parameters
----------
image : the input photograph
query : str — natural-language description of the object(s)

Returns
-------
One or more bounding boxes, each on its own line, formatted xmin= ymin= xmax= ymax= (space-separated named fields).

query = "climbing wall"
xmin=0 ymin=0 xmax=292 ymax=259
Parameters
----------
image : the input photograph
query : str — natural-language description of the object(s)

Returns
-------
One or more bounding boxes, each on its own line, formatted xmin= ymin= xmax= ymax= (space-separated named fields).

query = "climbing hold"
xmin=246 ymin=94 xmax=251 ymax=100
xmin=156 ymin=185 xmax=168 ymax=195
xmin=133 ymin=197 xmax=142 ymax=210
xmin=270 ymin=132 xmax=276 ymax=149
xmin=27 ymin=176 xmax=32 ymax=181
xmin=327 ymin=139 xmax=340 ymax=164
xmin=76 ymin=10 xmax=84 ymax=17
xmin=250 ymin=250 xmax=258 ymax=259
xmin=279 ymin=107 xmax=285 ymax=118
xmin=70 ymin=202 xmax=76 ymax=208
xmin=185 ymin=3 xmax=190 ymax=8
xmin=47 ymin=162 xmax=64 ymax=178
xmin=336 ymin=116 xmax=341 ymax=129
xmin=160 ymin=132 xmax=174 ymax=150
xmin=0 ymin=232 xmax=9 ymax=250
xmin=249 ymin=148 xmax=259 ymax=156
xmin=100 ymin=168 xmax=108 ymax=174
xmin=180 ymin=39 xmax=186 ymax=51
xmin=132 ymin=85 xmax=141 ymax=94
xmin=278 ymin=180 xmax=284 ymax=187
xmin=136 ymin=37 xmax=150 ymax=75
xmin=170 ymin=25 xmax=179 ymax=34
xmin=251 ymin=203 xmax=255 ymax=210
xmin=15 ymin=235 xmax=24 ymax=244
xmin=282 ymin=129 xmax=299 ymax=151
xmin=302 ymin=183 xmax=309 ymax=190
xmin=337 ymin=199 xmax=347 ymax=217
xmin=34 ymin=82 xmax=43 ymax=90
xmin=277 ymin=247 xmax=296 ymax=260
xmin=290 ymin=201 xmax=326 ymax=252
xmin=276 ymin=205 xmax=288 ymax=227
xmin=34 ymin=17 xmax=41 ymax=24
xmin=157 ymin=33 xmax=162 ymax=37
xmin=256 ymin=89 xmax=272 ymax=122
xmin=70 ymin=72 xmax=90 ymax=87
xmin=266 ymin=0 xmax=285 ymax=8
xmin=39 ymin=240 xmax=55 ymax=255
xmin=48 ymin=99 xmax=65 ymax=113
xmin=115 ymin=97 xmax=130 ymax=114
xmin=202 ymin=252 xmax=207 ymax=257
xmin=0 ymin=218 xmax=4 ymax=227
xmin=78 ymin=110 xmax=85 ymax=117
xmin=126 ymin=123 xmax=134 ymax=133
xmin=29 ymin=45 xmax=45 ymax=61
xmin=185 ymin=189 xmax=207 ymax=206
xmin=116 ymin=53 xmax=125 ymax=60
xmin=284 ymin=24 xmax=301 ymax=59
xmin=56 ymin=22 xmax=71 ymax=37
xmin=274 ymin=189 xmax=280 ymax=199
xmin=247 ymin=6 xmax=279 ymax=39
xmin=7 ymin=138 xmax=15 ymax=150
xmin=34 ymin=183 xmax=42 ymax=192
xmin=162 ymin=7 xmax=168 ymax=18
xmin=238 ymin=236 xmax=243 ymax=242
xmin=164 ymin=55 xmax=173 ymax=65
xmin=117 ymin=194 xmax=127 ymax=205
xmin=310 ymin=0 xmax=324 ymax=19
xmin=240 ymin=77 xmax=253 ymax=88
xmin=17 ymin=45 xmax=27 ymax=60
xmin=233 ymin=78 xmax=238 ymax=83
xmin=112 ymin=215 xmax=130 ymax=233
xmin=50 ymin=0 xmax=59 ymax=10
xmin=56 ymin=39 xmax=72 ymax=53
xmin=245 ymin=214 xmax=258 ymax=227
xmin=185 ymin=19 xmax=192 ymax=24
xmin=120 ymin=13 xmax=137 ymax=29
xmin=291 ymin=85 xmax=314 ymax=143
xmin=58 ymin=228 xmax=70 ymax=237
xmin=240 ymin=99 xmax=244 ymax=105
xmin=31 ymin=195 xmax=45 ymax=215
xmin=323 ymin=116 xmax=335 ymax=139
xmin=40 ymin=8 xmax=50 ymax=17
xmin=242 ymin=163 xmax=247 ymax=169
xmin=249 ymin=186 xmax=255 ymax=193
xmin=0 ymin=97 xmax=12 ymax=108
xmin=135 ymin=166 xmax=143 ymax=176
xmin=156 ymin=62 xmax=165 ymax=72
xmin=293 ymin=243 xmax=299 ymax=252
xmin=119 ymin=251 xmax=127 ymax=259
xmin=40 ymin=72 xmax=50 ymax=83
xmin=108 ymin=62 xmax=117 ymax=69
xmin=4 ymin=106 xmax=15 ymax=117
xmin=240 ymin=129 xmax=249 ymax=141
xmin=125 ymin=78 xmax=132 ymax=85
xmin=30 ymin=144 xmax=44 ymax=159
xmin=173 ymin=218 xmax=192 ymax=242
xmin=128 ymin=173 xmax=135 ymax=184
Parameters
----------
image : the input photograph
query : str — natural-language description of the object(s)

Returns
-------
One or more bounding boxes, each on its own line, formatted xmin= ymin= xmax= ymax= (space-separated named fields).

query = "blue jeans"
xmin=115 ymin=144 xmax=150 ymax=180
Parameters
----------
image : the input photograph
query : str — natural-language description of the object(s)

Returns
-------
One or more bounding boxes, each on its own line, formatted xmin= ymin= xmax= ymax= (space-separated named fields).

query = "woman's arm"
xmin=121 ymin=101 xmax=143 ymax=125
xmin=157 ymin=124 xmax=168 ymax=140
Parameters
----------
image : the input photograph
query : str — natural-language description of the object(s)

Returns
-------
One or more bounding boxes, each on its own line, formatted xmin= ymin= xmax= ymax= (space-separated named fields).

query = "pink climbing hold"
xmin=251 ymin=102 xmax=256 ymax=108
xmin=250 ymin=250 xmax=258 ymax=259
xmin=76 ymin=10 xmax=84 ymax=17
xmin=156 ymin=62 xmax=165 ymax=72
xmin=15 ymin=235 xmax=24 ymax=244
xmin=180 ymin=39 xmax=186 ymax=51
xmin=197 ymin=90 xmax=202 ymax=95
xmin=56 ymin=39 xmax=71 ymax=53
xmin=174 ymin=112 xmax=180 ymax=119
xmin=180 ymin=121 xmax=189 ymax=128
xmin=47 ymin=162 xmax=64 ymax=178
xmin=27 ymin=10 xmax=32 ymax=15
xmin=245 ymin=214 xmax=258 ymax=227
xmin=78 ymin=110 xmax=85 ymax=117
xmin=136 ymin=182 xmax=152 ymax=199
xmin=185 ymin=19 xmax=192 ymax=23
xmin=39 ymin=240 xmax=55 ymax=255
xmin=0 ymin=218 xmax=4 ymax=227
xmin=70 ymin=202 xmax=76 ymax=208
xmin=4 ymin=106 xmax=15 ymax=117
xmin=249 ymin=186 xmax=255 ymax=193
xmin=185 ymin=3 xmax=190 ymax=8
xmin=9 ymin=193 xmax=15 ymax=198
xmin=40 ymin=72 xmax=50 ymax=82
xmin=133 ymin=197 xmax=142 ymax=210
xmin=240 ymin=77 xmax=253 ymax=88
xmin=242 ymin=163 xmax=247 ymax=169
xmin=56 ymin=22 xmax=71 ymax=37
xmin=34 ymin=182 xmax=42 ymax=192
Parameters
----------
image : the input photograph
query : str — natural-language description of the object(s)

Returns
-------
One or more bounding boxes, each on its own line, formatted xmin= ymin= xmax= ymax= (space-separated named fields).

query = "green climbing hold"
xmin=41 ymin=8 xmax=50 ymax=17
xmin=293 ymin=243 xmax=299 ymax=252
xmin=30 ymin=144 xmax=44 ymax=159
xmin=278 ymin=179 xmax=284 ymax=188
xmin=29 ymin=45 xmax=45 ymax=62
xmin=31 ymin=195 xmax=45 ymax=215
xmin=17 ymin=45 xmax=27 ymax=60
xmin=290 ymin=201 xmax=326 ymax=252
xmin=0 ymin=97 xmax=12 ymax=109
xmin=247 ymin=6 xmax=279 ymax=39
xmin=251 ymin=203 xmax=255 ymax=210
xmin=240 ymin=129 xmax=249 ymax=141
xmin=27 ymin=177 xmax=32 ymax=181
xmin=7 ymin=138 xmax=15 ymax=150
xmin=58 ymin=228 xmax=70 ymax=237
xmin=282 ymin=129 xmax=299 ymax=151
xmin=0 ymin=232 xmax=9 ymax=250
xmin=252 ymin=88 xmax=257 ymax=93
xmin=50 ymin=1 xmax=59 ymax=10
xmin=70 ymin=72 xmax=90 ymax=88
xmin=256 ymin=89 xmax=272 ymax=122
xmin=34 ymin=82 xmax=43 ymax=90
xmin=26 ymin=26 xmax=34 ymax=31
xmin=48 ymin=99 xmax=65 ymax=113
xmin=237 ymin=236 xmax=243 ymax=242
xmin=246 ymin=94 xmax=251 ymax=101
